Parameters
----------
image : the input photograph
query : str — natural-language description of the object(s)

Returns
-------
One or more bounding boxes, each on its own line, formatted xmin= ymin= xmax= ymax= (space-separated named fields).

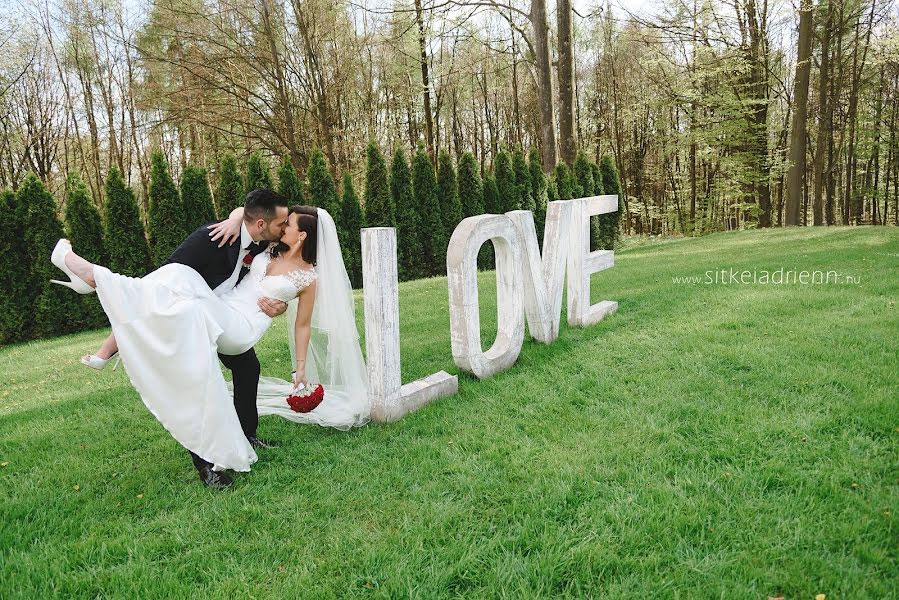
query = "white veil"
xmin=255 ymin=208 xmax=370 ymax=430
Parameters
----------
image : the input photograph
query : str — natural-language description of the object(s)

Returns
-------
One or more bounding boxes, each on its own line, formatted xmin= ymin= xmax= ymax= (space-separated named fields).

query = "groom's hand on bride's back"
xmin=258 ymin=297 xmax=288 ymax=318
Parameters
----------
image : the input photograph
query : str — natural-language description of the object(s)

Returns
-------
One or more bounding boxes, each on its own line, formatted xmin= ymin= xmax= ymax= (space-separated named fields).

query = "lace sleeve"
xmin=285 ymin=268 xmax=317 ymax=294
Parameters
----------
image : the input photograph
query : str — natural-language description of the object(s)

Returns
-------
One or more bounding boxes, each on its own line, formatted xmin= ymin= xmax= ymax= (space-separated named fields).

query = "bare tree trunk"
xmin=414 ymin=0 xmax=435 ymax=160
xmin=870 ymin=65 xmax=885 ymax=225
xmin=529 ymin=0 xmax=557 ymax=171
xmin=785 ymin=0 xmax=813 ymax=226
xmin=812 ymin=0 xmax=834 ymax=226
xmin=509 ymin=10 xmax=523 ymax=147
xmin=844 ymin=1 xmax=875 ymax=225
xmin=556 ymin=0 xmax=576 ymax=165
xmin=261 ymin=0 xmax=301 ymax=171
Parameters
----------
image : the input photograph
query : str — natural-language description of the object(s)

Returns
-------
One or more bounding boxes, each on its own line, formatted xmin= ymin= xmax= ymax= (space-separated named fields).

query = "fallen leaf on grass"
xmin=851 ymin=482 xmax=860 ymax=489
xmin=1 ymin=462 xmax=8 ymax=467
xmin=816 ymin=595 xmax=826 ymax=600
xmin=136 ymin=494 xmax=144 ymax=499
xmin=72 ymin=484 xmax=80 ymax=491
xmin=767 ymin=596 xmax=784 ymax=600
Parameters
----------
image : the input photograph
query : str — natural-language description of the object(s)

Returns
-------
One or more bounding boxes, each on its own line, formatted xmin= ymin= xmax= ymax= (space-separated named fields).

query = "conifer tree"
xmin=457 ymin=151 xmax=483 ymax=219
xmin=64 ymin=173 xmax=107 ymax=329
xmin=598 ymin=155 xmax=624 ymax=250
xmin=306 ymin=148 xmax=342 ymax=228
xmin=391 ymin=148 xmax=419 ymax=280
xmin=0 ymin=190 xmax=29 ymax=342
xmin=573 ymin=152 xmax=602 ymax=248
xmin=437 ymin=150 xmax=463 ymax=246
xmin=65 ymin=173 xmax=106 ymax=265
xmin=483 ymin=172 xmax=501 ymax=214
xmin=529 ymin=148 xmax=549 ymax=243
xmin=512 ymin=148 xmax=534 ymax=212
xmin=340 ymin=173 xmax=364 ymax=288
xmin=216 ymin=153 xmax=243 ymax=218
xmin=104 ymin=167 xmax=151 ymax=277
xmin=494 ymin=149 xmax=516 ymax=212
xmin=554 ymin=162 xmax=576 ymax=200
xmin=181 ymin=165 xmax=216 ymax=232
xmin=364 ymin=142 xmax=394 ymax=227
xmin=574 ymin=151 xmax=595 ymax=197
xmin=412 ymin=145 xmax=446 ymax=277
xmin=480 ymin=175 xmax=500 ymax=269
xmin=590 ymin=161 xmax=603 ymax=196
xmin=245 ymin=151 xmax=273 ymax=193
xmin=20 ymin=173 xmax=81 ymax=337
xmin=148 ymin=151 xmax=185 ymax=265
xmin=278 ymin=156 xmax=305 ymax=205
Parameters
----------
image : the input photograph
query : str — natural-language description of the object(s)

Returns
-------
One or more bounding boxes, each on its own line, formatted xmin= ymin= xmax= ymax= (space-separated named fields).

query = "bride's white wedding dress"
xmin=92 ymin=208 xmax=370 ymax=473
xmin=94 ymin=251 xmax=313 ymax=472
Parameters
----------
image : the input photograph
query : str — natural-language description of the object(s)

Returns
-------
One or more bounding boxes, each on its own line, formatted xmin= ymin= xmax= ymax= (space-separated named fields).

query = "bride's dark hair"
xmin=272 ymin=205 xmax=317 ymax=264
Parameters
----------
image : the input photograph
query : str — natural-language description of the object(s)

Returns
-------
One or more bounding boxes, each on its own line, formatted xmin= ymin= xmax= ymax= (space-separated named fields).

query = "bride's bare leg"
xmin=63 ymin=251 xmax=97 ymax=288
xmin=83 ymin=334 xmax=118 ymax=362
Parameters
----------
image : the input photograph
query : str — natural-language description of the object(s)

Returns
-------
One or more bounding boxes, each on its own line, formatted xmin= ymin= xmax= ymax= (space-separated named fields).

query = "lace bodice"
xmin=250 ymin=250 xmax=317 ymax=303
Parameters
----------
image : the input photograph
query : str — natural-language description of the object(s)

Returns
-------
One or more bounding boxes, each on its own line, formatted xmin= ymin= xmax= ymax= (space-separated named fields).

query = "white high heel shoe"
xmin=50 ymin=239 xmax=95 ymax=294
xmin=81 ymin=352 xmax=120 ymax=371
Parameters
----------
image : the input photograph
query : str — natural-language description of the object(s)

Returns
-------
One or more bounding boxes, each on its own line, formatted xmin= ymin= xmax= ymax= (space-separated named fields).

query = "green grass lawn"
xmin=1 ymin=226 xmax=897 ymax=598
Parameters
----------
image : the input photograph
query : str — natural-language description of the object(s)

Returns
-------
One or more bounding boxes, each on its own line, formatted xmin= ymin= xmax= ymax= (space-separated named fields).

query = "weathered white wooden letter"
xmin=361 ymin=228 xmax=458 ymax=423
xmin=567 ymin=196 xmax=619 ymax=326
xmin=446 ymin=214 xmax=524 ymax=379
xmin=507 ymin=200 xmax=572 ymax=344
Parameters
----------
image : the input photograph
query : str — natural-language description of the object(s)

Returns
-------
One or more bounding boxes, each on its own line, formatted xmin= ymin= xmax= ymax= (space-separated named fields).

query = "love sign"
xmin=361 ymin=196 xmax=619 ymax=423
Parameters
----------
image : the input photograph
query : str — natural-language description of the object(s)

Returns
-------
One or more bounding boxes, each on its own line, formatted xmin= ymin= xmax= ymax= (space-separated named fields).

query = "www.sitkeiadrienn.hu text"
xmin=671 ymin=268 xmax=861 ymax=285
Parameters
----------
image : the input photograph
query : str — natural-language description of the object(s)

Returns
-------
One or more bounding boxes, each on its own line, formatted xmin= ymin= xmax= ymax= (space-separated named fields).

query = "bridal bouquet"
xmin=286 ymin=383 xmax=324 ymax=413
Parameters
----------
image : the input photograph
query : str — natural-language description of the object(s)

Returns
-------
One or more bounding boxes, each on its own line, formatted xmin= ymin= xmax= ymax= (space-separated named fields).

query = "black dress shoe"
xmin=248 ymin=436 xmax=277 ymax=449
xmin=197 ymin=465 xmax=233 ymax=489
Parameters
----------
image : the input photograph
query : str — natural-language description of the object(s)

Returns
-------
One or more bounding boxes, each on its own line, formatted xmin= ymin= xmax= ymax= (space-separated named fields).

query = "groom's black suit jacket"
xmin=160 ymin=221 xmax=269 ymax=455
xmin=161 ymin=221 xmax=269 ymax=289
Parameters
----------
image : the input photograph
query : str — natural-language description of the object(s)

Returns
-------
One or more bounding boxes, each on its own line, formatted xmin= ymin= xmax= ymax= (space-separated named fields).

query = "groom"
xmin=163 ymin=188 xmax=289 ymax=488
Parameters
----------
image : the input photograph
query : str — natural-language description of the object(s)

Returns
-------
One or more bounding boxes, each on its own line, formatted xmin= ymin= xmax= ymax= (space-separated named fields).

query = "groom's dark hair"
xmin=243 ymin=188 xmax=288 ymax=223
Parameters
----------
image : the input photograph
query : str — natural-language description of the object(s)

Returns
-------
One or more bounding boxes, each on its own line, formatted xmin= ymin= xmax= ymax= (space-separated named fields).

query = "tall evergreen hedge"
xmin=391 ymin=148 xmax=419 ymax=280
xmin=148 ymin=151 xmax=186 ymax=265
xmin=307 ymin=148 xmax=342 ymax=230
xmin=512 ymin=148 xmax=534 ymax=213
xmin=245 ymin=151 xmax=273 ymax=194
xmin=554 ymin=163 xmax=576 ymax=200
xmin=64 ymin=173 xmax=107 ymax=329
xmin=340 ymin=173 xmax=364 ymax=288
xmin=494 ymin=149 xmax=516 ymax=212
xmin=480 ymin=175 xmax=500 ymax=269
xmin=483 ymin=172 xmax=501 ymax=214
xmin=574 ymin=151 xmax=601 ymax=249
xmin=529 ymin=148 xmax=548 ymax=244
xmin=0 ymin=190 xmax=29 ymax=342
xmin=436 ymin=150 xmax=463 ymax=246
xmin=278 ymin=156 xmax=305 ymax=205
xmin=20 ymin=173 xmax=81 ymax=338
xmin=457 ymin=151 xmax=483 ymax=219
xmin=598 ymin=155 xmax=624 ymax=250
xmin=104 ymin=167 xmax=151 ymax=277
xmin=364 ymin=142 xmax=394 ymax=228
xmin=412 ymin=145 xmax=446 ymax=277
xmin=216 ymin=153 xmax=243 ymax=218
xmin=181 ymin=165 xmax=216 ymax=232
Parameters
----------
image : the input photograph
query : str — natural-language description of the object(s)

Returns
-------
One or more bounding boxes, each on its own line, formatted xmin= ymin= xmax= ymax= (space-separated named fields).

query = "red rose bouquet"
xmin=286 ymin=383 xmax=324 ymax=413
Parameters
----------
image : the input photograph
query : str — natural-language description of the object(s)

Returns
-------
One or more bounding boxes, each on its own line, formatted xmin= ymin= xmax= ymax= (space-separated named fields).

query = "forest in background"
xmin=0 ymin=0 xmax=897 ymax=236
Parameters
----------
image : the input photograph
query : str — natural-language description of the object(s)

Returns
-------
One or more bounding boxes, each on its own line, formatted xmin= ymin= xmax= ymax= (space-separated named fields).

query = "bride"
xmin=50 ymin=206 xmax=369 ymax=478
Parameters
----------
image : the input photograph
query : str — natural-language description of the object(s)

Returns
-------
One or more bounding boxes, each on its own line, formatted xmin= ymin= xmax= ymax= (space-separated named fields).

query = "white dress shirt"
xmin=213 ymin=223 xmax=256 ymax=297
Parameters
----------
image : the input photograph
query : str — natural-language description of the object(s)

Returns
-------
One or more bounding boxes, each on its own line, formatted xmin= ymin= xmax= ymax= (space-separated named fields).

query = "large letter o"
xmin=447 ymin=214 xmax=524 ymax=379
